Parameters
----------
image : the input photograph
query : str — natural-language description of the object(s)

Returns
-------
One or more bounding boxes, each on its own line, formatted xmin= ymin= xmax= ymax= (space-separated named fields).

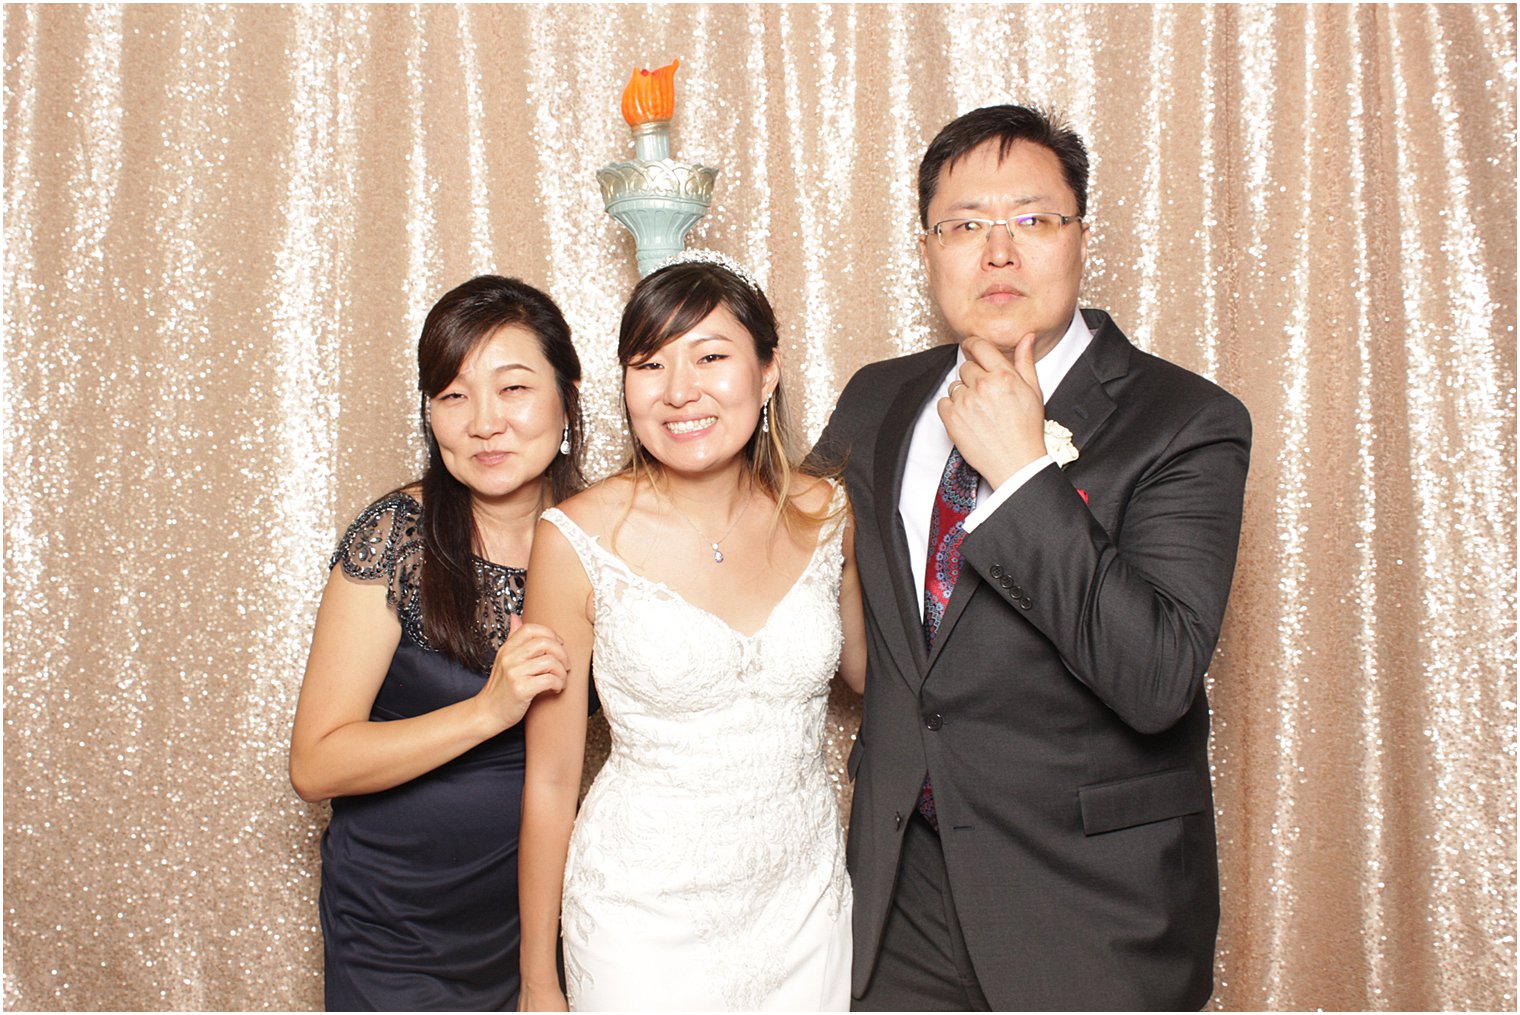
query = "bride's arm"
xmin=518 ymin=518 xmax=595 ymax=1011
xmin=838 ymin=516 xmax=867 ymax=694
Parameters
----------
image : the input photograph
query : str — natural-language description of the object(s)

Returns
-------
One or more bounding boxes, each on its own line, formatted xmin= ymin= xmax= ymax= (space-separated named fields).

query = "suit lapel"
xmin=871 ymin=344 xmax=956 ymax=687
xmin=1046 ymin=309 xmax=1129 ymax=448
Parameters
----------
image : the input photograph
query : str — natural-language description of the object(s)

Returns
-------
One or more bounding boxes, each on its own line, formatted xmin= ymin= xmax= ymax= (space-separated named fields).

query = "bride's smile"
xmin=664 ymin=415 xmax=718 ymax=436
xmin=623 ymin=305 xmax=777 ymax=472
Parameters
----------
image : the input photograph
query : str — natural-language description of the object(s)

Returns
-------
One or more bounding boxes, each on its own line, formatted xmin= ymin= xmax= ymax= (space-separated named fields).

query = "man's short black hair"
xmin=917 ymin=105 xmax=1090 ymax=227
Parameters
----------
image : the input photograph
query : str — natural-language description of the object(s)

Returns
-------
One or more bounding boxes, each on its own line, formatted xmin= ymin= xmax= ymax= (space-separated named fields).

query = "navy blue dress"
xmin=319 ymin=492 xmax=524 ymax=1011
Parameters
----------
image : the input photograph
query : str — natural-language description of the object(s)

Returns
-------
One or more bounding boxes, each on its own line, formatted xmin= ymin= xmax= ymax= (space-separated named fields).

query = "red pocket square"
xmin=1077 ymin=488 xmax=1089 ymax=505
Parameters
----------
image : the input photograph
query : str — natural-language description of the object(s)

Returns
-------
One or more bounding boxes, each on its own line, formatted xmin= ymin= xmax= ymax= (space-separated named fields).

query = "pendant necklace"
xmin=666 ymin=484 xmax=754 ymax=564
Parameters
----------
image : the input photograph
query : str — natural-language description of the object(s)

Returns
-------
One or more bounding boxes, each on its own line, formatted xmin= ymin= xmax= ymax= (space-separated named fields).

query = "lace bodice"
xmin=543 ymin=485 xmax=851 ymax=1009
xmin=330 ymin=491 xmax=524 ymax=660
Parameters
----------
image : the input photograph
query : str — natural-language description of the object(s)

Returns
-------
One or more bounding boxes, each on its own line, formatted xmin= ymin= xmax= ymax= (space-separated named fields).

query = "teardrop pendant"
xmin=712 ymin=543 xmax=724 ymax=564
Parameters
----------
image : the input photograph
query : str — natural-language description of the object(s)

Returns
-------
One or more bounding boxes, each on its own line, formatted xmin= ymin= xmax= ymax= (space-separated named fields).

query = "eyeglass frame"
xmin=925 ymin=213 xmax=1086 ymax=248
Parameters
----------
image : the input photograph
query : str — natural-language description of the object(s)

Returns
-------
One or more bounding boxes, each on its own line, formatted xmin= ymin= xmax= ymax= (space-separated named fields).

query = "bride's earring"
xmin=559 ymin=423 xmax=571 ymax=456
xmin=761 ymin=398 xmax=771 ymax=435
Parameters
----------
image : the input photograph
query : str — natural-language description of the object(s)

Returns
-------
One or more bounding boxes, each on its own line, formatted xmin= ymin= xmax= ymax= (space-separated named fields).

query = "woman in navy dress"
xmin=290 ymin=275 xmax=583 ymax=1011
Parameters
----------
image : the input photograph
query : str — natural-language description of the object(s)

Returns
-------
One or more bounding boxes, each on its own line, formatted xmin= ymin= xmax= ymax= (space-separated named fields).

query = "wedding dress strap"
xmin=539 ymin=507 xmax=626 ymax=586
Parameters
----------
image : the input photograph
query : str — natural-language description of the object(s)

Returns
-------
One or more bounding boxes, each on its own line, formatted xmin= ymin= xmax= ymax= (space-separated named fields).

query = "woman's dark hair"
xmin=615 ymin=259 xmax=831 ymax=545
xmin=414 ymin=274 xmax=584 ymax=671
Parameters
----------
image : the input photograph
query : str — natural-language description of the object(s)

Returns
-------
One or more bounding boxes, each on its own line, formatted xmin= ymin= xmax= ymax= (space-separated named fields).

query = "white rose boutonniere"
xmin=1044 ymin=419 xmax=1079 ymax=467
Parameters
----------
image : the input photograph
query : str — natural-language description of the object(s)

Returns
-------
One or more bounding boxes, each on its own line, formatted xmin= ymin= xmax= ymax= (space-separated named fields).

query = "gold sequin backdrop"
xmin=3 ymin=3 xmax=1514 ymax=1010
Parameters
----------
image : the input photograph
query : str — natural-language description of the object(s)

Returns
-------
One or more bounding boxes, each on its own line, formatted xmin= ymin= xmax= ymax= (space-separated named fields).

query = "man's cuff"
xmin=963 ymin=456 xmax=1055 ymax=533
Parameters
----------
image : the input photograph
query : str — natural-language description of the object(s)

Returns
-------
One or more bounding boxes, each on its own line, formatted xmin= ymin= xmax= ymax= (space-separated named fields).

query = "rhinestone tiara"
xmin=648 ymin=248 xmax=765 ymax=295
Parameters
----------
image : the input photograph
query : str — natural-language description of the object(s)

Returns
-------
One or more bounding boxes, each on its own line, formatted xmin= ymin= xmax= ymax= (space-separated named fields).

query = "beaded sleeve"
xmin=329 ymin=492 xmax=523 ymax=657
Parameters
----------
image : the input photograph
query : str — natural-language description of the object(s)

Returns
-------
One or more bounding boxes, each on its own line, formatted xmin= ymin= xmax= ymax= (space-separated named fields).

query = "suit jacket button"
xmin=895 ymin=812 xmax=903 ymax=829
xmin=989 ymin=564 xmax=1004 ymax=579
xmin=1019 ymin=597 xmax=1033 ymax=610
xmin=999 ymin=575 xmax=1013 ymax=589
xmin=1011 ymin=585 xmax=1024 ymax=598
xmin=924 ymin=712 xmax=943 ymax=731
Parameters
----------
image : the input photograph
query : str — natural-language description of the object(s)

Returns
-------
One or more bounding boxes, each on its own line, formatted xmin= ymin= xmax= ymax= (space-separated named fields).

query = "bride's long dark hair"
xmin=414 ymin=275 xmax=584 ymax=671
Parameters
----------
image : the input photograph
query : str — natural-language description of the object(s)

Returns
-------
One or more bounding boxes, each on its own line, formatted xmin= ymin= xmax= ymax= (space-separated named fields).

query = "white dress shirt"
xmin=898 ymin=307 xmax=1093 ymax=620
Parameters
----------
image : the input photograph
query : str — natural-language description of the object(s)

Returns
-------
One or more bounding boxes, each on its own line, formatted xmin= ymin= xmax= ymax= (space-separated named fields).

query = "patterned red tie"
xmin=923 ymin=446 xmax=979 ymax=646
xmin=917 ymin=445 xmax=979 ymax=830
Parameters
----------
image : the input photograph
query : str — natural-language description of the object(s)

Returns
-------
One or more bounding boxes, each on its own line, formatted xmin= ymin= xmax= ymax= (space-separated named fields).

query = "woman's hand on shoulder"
xmin=475 ymin=614 xmax=569 ymax=734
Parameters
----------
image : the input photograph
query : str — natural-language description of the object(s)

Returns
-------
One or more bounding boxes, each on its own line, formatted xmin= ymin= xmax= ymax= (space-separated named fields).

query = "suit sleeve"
xmin=960 ymin=391 xmax=1251 ymax=734
xmin=808 ymin=366 xmax=873 ymax=475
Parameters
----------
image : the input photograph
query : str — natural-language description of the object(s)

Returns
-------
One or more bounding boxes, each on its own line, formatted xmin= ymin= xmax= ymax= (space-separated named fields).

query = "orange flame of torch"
xmin=620 ymin=58 xmax=680 ymax=126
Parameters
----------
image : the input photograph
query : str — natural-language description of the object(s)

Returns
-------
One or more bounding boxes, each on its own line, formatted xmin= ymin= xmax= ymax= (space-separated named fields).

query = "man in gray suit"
xmin=816 ymin=105 xmax=1250 ymax=1010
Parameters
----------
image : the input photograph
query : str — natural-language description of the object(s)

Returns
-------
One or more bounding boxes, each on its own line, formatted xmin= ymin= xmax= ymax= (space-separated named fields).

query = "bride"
xmin=517 ymin=252 xmax=865 ymax=1011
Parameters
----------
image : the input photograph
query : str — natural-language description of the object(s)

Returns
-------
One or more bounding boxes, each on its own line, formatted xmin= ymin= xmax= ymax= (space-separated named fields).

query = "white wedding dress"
xmin=542 ymin=494 xmax=852 ymax=1012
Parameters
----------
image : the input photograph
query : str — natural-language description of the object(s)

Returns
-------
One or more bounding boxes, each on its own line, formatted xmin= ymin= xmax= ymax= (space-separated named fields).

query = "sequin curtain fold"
xmin=3 ymin=4 xmax=1513 ymax=1010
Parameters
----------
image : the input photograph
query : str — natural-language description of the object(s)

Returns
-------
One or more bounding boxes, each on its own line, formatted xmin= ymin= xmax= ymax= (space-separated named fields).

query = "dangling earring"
xmin=761 ymin=397 xmax=771 ymax=435
xmin=559 ymin=423 xmax=571 ymax=456
xmin=422 ymin=397 xmax=432 ymax=433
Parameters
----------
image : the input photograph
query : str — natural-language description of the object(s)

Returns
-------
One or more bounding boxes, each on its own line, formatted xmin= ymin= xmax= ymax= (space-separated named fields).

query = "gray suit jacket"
xmin=815 ymin=309 xmax=1250 ymax=1010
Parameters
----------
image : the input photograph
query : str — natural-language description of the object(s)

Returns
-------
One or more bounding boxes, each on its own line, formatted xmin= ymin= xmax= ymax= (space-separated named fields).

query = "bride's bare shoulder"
xmin=787 ymin=474 xmax=842 ymax=515
xmin=551 ymin=473 xmax=638 ymax=534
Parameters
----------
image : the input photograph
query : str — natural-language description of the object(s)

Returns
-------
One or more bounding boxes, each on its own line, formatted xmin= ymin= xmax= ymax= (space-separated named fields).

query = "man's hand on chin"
xmin=937 ymin=333 xmax=1049 ymax=489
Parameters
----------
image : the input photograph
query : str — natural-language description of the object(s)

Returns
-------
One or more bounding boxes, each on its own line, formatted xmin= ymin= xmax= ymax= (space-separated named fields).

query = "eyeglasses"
xmin=927 ymin=213 xmax=1084 ymax=250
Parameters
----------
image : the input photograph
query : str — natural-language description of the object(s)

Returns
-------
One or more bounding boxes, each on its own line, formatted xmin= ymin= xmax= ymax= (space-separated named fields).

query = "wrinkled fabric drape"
xmin=3 ymin=4 xmax=1513 ymax=1010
